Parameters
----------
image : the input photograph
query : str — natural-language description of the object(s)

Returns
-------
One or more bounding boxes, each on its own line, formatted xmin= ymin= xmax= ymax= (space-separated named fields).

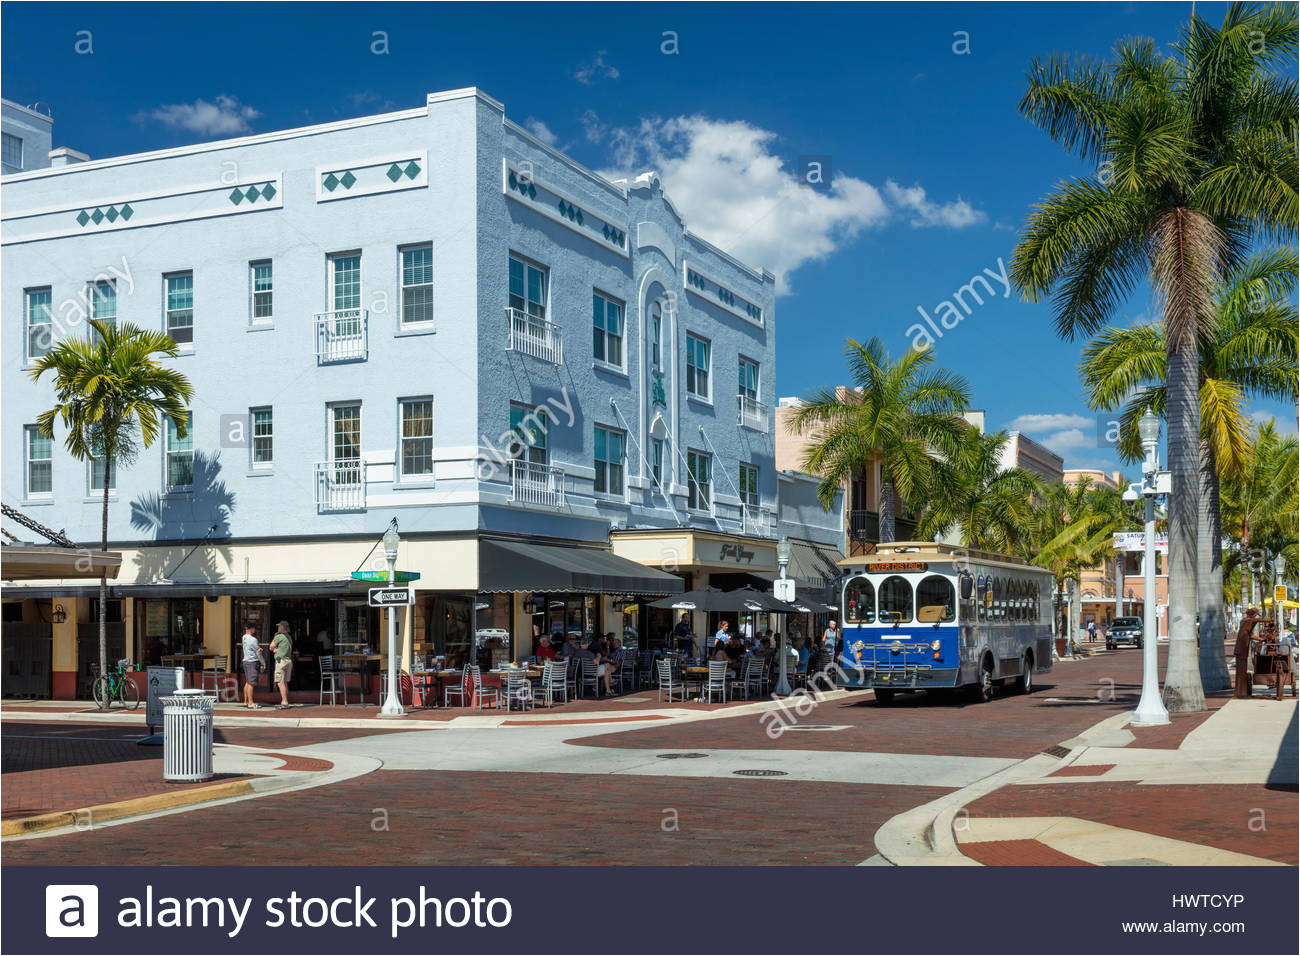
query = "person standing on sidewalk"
xmin=271 ymin=621 xmax=294 ymax=710
xmin=240 ymin=623 xmax=262 ymax=710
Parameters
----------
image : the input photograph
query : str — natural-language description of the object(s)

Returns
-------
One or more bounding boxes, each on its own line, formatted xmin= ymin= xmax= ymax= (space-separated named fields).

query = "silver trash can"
xmin=162 ymin=688 xmax=216 ymax=782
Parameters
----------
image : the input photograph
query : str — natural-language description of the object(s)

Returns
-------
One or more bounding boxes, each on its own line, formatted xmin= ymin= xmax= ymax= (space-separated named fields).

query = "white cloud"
xmin=134 ymin=95 xmax=261 ymax=136
xmin=574 ymin=51 xmax=619 ymax=84
xmin=1252 ymin=409 xmax=1298 ymax=434
xmin=884 ymin=180 xmax=986 ymax=228
xmin=1038 ymin=428 xmax=1094 ymax=457
xmin=1006 ymin=413 xmax=1095 ymax=433
xmin=580 ymin=109 xmax=605 ymax=143
xmin=524 ymin=117 xmax=558 ymax=146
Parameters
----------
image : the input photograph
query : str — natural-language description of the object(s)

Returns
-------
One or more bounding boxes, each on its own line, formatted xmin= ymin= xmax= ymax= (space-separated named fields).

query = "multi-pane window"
xmin=251 ymin=407 xmax=273 ymax=467
xmin=25 ymin=288 xmax=52 ymax=360
xmin=592 ymin=291 xmax=624 ymax=367
xmin=329 ymin=253 xmax=362 ymax=338
xmin=509 ymin=402 xmax=548 ymax=465
xmin=400 ymin=399 xmax=434 ymax=478
xmin=165 ymin=413 xmax=194 ymax=491
xmin=250 ymin=260 xmax=273 ymax=321
xmin=739 ymin=463 xmax=759 ymax=509
xmin=651 ymin=438 xmax=664 ymax=486
xmin=2 ymin=132 xmax=22 ymax=169
xmin=593 ymin=425 xmax=625 ymax=496
xmin=90 ymin=444 xmax=116 ymax=492
xmin=25 ymin=426 xmax=52 ymax=496
xmin=331 ymin=404 xmax=361 ymax=461
xmin=686 ymin=333 xmax=710 ymax=399
xmin=739 ymin=357 xmax=759 ymax=401
xmin=165 ymin=272 xmax=194 ymax=344
xmin=687 ymin=449 xmax=711 ymax=511
xmin=650 ymin=303 xmax=662 ymax=369
xmin=400 ymin=244 xmax=433 ymax=327
xmin=90 ymin=279 xmax=116 ymax=339
xmin=508 ymin=255 xmax=547 ymax=318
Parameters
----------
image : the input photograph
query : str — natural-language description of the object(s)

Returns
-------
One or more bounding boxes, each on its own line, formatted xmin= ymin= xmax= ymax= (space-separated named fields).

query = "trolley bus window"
xmin=878 ymin=575 xmax=914 ymax=624
xmin=916 ymin=575 xmax=956 ymax=623
xmin=977 ymin=576 xmax=988 ymax=622
xmin=844 ymin=577 xmax=876 ymax=624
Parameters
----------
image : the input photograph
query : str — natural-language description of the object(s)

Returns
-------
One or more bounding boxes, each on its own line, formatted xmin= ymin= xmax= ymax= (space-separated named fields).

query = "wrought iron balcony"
xmin=505 ymin=308 xmax=563 ymax=364
xmin=510 ymin=459 xmax=565 ymax=508
xmin=737 ymin=395 xmax=769 ymax=431
xmin=314 ymin=309 xmax=368 ymax=363
xmin=315 ymin=458 xmax=366 ymax=511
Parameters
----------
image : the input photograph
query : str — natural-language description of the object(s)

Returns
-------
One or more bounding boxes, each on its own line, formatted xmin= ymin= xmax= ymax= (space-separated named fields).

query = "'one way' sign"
xmin=369 ymin=586 xmax=414 ymax=607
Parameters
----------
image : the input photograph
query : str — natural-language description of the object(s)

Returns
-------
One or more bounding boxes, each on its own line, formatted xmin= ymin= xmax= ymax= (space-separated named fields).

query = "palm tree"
xmin=1079 ymin=248 xmax=1298 ymax=690
xmin=787 ymin=337 xmax=970 ymax=543
xmin=917 ymin=429 xmax=1040 ymax=552
xmin=1222 ymin=421 xmax=1300 ymax=611
xmin=1010 ymin=4 xmax=1298 ymax=711
xmin=29 ymin=320 xmax=193 ymax=705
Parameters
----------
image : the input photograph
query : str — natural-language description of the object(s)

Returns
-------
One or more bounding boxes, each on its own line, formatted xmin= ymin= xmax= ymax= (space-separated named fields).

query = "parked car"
xmin=1107 ymin=616 xmax=1143 ymax=649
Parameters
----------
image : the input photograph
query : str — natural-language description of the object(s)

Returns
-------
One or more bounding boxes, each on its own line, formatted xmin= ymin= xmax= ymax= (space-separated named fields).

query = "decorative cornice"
xmin=682 ymin=260 xmax=765 ymax=326
xmin=315 ymin=150 xmax=427 ymax=202
xmin=502 ymin=158 xmax=630 ymax=258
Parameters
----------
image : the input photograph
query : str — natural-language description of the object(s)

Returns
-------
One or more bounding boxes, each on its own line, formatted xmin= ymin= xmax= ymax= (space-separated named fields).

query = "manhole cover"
xmin=656 ymin=752 xmax=708 ymax=759
xmin=1041 ymin=745 xmax=1071 ymax=759
xmin=733 ymin=769 xmax=789 ymax=777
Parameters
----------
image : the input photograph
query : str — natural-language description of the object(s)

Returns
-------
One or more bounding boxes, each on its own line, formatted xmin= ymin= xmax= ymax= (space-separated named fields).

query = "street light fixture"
xmin=774 ymin=537 xmax=793 ymax=697
xmin=1133 ymin=409 xmax=1169 ymax=726
xmin=379 ymin=522 xmax=406 ymax=718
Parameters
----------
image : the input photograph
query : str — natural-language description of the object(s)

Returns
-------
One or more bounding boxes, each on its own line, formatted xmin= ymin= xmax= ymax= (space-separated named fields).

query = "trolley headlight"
xmin=930 ymin=639 xmax=942 ymax=651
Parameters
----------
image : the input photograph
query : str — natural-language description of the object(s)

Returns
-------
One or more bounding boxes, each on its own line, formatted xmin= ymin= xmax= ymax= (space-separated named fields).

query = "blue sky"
xmin=3 ymin=1 xmax=1295 ymax=475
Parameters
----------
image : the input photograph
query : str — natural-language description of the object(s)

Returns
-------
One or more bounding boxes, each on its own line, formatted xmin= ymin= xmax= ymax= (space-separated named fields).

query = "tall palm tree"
xmin=29 ymin=320 xmax=193 ymax=705
xmin=1010 ymin=4 xmax=1298 ymax=711
xmin=788 ymin=337 xmax=970 ymax=543
xmin=1079 ymin=248 xmax=1298 ymax=689
xmin=917 ymin=429 xmax=1040 ymax=552
xmin=1222 ymin=421 xmax=1300 ymax=611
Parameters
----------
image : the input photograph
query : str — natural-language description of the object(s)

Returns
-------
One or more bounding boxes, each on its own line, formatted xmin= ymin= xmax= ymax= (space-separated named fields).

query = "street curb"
xmin=1 ymin=779 xmax=255 ymax=837
xmin=870 ymin=709 xmax=1137 ymax=866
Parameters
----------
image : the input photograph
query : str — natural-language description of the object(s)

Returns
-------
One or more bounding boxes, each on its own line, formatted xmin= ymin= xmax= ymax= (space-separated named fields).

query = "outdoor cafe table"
xmin=334 ymin=653 xmax=381 ymax=704
xmin=410 ymin=669 xmax=463 ymax=708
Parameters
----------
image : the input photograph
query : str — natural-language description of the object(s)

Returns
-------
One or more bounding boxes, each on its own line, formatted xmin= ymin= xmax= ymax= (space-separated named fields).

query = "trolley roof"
xmin=836 ymin=541 xmax=1051 ymax=576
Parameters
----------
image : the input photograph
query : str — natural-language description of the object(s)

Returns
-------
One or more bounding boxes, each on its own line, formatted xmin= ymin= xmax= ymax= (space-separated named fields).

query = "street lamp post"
xmin=1276 ymin=556 xmax=1287 ymax=634
xmin=774 ymin=537 xmax=793 ymax=697
xmin=1132 ymin=410 xmax=1169 ymax=726
xmin=379 ymin=524 xmax=406 ymax=718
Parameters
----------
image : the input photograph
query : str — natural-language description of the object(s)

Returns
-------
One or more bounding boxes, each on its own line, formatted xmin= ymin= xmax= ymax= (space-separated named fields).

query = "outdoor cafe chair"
xmin=503 ymin=669 xmax=533 ymax=711
xmin=637 ymin=651 xmax=655 ymax=688
xmin=445 ymin=664 xmax=500 ymax=709
xmin=579 ymin=659 xmax=600 ymax=698
xmin=656 ymin=658 xmax=688 ymax=703
xmin=536 ymin=659 xmax=568 ymax=707
xmin=704 ymin=660 xmax=729 ymax=704
xmin=199 ymin=655 xmax=228 ymax=695
xmin=617 ymin=655 xmax=636 ymax=693
xmin=564 ymin=656 xmax=580 ymax=698
xmin=318 ymin=655 xmax=347 ymax=706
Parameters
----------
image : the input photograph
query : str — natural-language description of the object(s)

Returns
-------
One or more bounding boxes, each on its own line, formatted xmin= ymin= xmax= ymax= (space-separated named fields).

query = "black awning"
xmin=1 ymin=580 xmax=361 ymax=600
xmin=479 ymin=540 xmax=684 ymax=596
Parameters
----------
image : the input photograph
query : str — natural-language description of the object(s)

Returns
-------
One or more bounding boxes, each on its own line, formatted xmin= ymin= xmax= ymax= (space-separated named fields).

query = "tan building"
xmin=1001 ymin=432 xmax=1065 ymax=484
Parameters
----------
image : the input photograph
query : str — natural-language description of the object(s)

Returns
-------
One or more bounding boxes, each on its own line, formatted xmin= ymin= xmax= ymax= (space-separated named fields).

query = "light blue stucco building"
xmin=1 ymin=88 xmax=840 ymax=697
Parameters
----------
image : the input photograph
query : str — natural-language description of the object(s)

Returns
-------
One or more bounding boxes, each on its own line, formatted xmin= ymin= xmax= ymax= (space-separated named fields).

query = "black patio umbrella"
xmin=647 ymin=586 xmax=764 ymax=613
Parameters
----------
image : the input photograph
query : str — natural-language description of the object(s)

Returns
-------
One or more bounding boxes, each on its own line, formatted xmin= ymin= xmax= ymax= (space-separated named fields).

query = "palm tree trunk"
xmin=879 ymin=474 xmax=897 ymax=544
xmin=1163 ymin=337 xmax=1207 ymax=712
xmin=98 ymin=453 xmax=111 ymax=707
xmin=1197 ymin=441 xmax=1230 ymax=691
xmin=1239 ymin=525 xmax=1251 ymax=611
xmin=1069 ymin=576 xmax=1081 ymax=654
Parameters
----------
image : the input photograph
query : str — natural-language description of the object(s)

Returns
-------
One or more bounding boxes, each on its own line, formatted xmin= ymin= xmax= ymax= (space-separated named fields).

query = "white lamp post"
xmin=774 ymin=537 xmax=793 ymax=697
xmin=379 ymin=524 xmax=406 ymax=718
xmin=1132 ymin=410 xmax=1169 ymax=726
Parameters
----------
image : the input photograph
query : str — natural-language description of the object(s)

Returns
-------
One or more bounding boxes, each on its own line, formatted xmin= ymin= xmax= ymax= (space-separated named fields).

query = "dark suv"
xmin=1107 ymin=616 xmax=1143 ymax=649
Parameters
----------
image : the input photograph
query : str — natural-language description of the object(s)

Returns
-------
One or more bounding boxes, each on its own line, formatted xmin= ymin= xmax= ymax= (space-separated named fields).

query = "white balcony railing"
xmin=737 ymin=394 xmax=768 ymax=431
xmin=510 ymin=459 xmax=565 ymax=508
xmin=505 ymin=308 xmax=563 ymax=364
xmin=315 ymin=458 xmax=366 ymax=511
xmin=315 ymin=309 xmax=368 ymax=363
xmin=742 ymin=506 xmax=773 ymax=538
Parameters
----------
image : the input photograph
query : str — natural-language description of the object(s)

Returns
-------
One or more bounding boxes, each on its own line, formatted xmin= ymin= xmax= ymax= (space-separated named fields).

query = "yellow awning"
xmin=1261 ymin=597 xmax=1299 ymax=609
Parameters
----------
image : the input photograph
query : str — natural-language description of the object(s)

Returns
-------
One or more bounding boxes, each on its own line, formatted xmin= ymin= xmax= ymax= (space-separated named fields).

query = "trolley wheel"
xmin=874 ymin=688 xmax=895 ymax=705
xmin=91 ymin=676 xmax=111 ymax=711
xmin=1015 ymin=654 xmax=1034 ymax=694
xmin=119 ymin=678 xmax=141 ymax=710
xmin=969 ymin=657 xmax=995 ymax=704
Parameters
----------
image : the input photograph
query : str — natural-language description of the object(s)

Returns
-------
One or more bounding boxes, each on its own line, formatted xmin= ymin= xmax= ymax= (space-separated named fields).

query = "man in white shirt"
xmin=241 ymin=623 xmax=262 ymax=709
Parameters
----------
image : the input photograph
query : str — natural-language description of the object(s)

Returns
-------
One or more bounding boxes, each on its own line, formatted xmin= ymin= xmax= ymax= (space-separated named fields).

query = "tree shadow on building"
xmin=127 ymin=450 xmax=236 ymax=585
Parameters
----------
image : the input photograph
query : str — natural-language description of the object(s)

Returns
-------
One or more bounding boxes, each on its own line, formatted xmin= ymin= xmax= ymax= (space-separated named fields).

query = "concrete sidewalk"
xmin=875 ymin=695 xmax=1298 ymax=866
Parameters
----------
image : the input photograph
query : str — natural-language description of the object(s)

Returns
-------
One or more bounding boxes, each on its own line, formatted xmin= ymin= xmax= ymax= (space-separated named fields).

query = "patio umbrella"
xmin=649 ymin=586 xmax=747 ymax=612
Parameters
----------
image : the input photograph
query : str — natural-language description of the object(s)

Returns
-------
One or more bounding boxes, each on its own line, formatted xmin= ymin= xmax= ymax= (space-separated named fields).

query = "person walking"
xmin=240 ymin=622 xmax=263 ymax=710
xmin=822 ymin=619 xmax=840 ymax=654
xmin=672 ymin=614 xmax=694 ymax=657
xmin=270 ymin=620 xmax=294 ymax=709
xmin=714 ymin=620 xmax=730 ymax=649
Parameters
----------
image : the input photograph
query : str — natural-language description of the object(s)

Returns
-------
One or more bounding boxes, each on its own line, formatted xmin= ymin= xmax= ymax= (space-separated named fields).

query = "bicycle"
xmin=91 ymin=657 xmax=140 ymax=711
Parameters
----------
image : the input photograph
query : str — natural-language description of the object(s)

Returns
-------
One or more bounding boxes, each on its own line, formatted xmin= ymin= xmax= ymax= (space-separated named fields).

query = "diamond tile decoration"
xmin=527 ymin=182 xmax=536 ymax=199
xmin=340 ymin=171 xmax=356 ymax=189
xmin=323 ymin=173 xmax=340 ymax=192
xmin=387 ymin=163 xmax=403 ymax=182
xmin=404 ymin=161 xmax=420 ymax=179
xmin=245 ymin=186 xmax=261 ymax=203
xmin=76 ymin=210 xmax=91 ymax=226
xmin=105 ymin=206 xmax=119 ymax=222
xmin=91 ymin=208 xmax=105 ymax=224
xmin=259 ymin=184 xmax=275 ymax=201
xmin=120 ymin=204 xmax=134 ymax=220
xmin=230 ymin=188 xmax=245 ymax=204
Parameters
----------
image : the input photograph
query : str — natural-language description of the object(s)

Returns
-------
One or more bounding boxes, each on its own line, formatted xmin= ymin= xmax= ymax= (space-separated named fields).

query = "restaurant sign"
xmin=695 ymin=539 xmax=775 ymax=569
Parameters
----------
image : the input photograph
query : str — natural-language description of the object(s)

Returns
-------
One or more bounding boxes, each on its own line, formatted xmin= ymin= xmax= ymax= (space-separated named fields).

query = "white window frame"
xmin=2 ymin=131 xmax=22 ymax=169
xmin=398 ymin=397 xmax=434 ymax=480
xmin=508 ymin=253 xmax=548 ymax=319
xmin=509 ymin=401 xmax=548 ymax=466
xmin=687 ymin=449 xmax=712 ymax=512
xmin=164 ymin=271 xmax=194 ymax=344
xmin=89 ymin=279 xmax=116 ymax=342
xmin=164 ymin=412 xmax=194 ymax=493
xmin=329 ymin=402 xmax=362 ymax=463
xmin=399 ymin=243 xmax=434 ymax=328
xmin=250 ymin=260 xmax=273 ymax=324
xmin=25 ymin=425 xmax=52 ymax=498
xmin=592 ymin=290 xmax=625 ymax=370
xmin=738 ymin=356 xmax=760 ymax=401
xmin=739 ymin=462 xmax=759 ymax=509
xmin=651 ymin=437 xmax=664 ymax=487
xmin=593 ymin=424 xmax=626 ymax=498
xmin=650 ymin=302 xmax=662 ymax=369
xmin=25 ymin=287 xmax=53 ymax=363
xmin=686 ymin=332 xmax=711 ymax=401
xmin=250 ymin=406 xmax=273 ymax=469
xmin=328 ymin=252 xmax=362 ymax=314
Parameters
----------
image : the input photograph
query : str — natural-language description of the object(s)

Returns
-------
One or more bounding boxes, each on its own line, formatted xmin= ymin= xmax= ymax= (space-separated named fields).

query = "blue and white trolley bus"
xmin=837 ymin=542 xmax=1055 ymax=704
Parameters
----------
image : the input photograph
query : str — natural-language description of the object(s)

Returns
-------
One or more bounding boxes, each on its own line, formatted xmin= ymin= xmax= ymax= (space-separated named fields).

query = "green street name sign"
xmin=350 ymin=570 xmax=422 ymax=583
